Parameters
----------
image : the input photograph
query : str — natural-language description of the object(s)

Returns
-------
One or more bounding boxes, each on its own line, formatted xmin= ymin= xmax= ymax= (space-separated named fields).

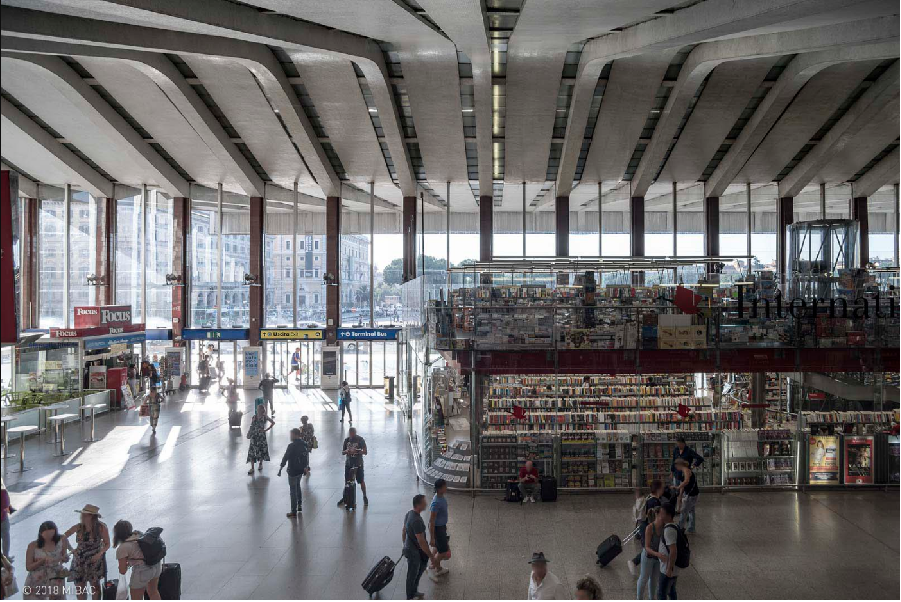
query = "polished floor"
xmin=3 ymin=385 xmax=899 ymax=600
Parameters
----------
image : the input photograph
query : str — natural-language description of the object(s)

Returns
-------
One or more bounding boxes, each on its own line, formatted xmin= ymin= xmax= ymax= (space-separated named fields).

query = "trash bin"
xmin=384 ymin=376 xmax=395 ymax=402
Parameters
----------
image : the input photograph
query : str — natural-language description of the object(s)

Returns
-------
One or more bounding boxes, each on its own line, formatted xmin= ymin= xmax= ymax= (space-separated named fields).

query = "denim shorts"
xmin=130 ymin=562 xmax=162 ymax=590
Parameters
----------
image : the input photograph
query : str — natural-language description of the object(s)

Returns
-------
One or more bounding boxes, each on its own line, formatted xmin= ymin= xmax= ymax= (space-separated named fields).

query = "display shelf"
xmin=640 ymin=431 xmax=721 ymax=487
xmin=723 ymin=429 xmax=796 ymax=486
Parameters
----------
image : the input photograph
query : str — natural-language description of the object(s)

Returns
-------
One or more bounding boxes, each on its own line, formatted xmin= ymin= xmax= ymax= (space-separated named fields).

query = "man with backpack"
xmin=278 ymin=428 xmax=311 ymax=517
xmin=656 ymin=504 xmax=689 ymax=600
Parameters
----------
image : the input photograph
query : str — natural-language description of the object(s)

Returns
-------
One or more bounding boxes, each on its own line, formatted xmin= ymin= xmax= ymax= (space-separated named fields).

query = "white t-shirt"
xmin=658 ymin=524 xmax=681 ymax=576
xmin=528 ymin=571 xmax=566 ymax=600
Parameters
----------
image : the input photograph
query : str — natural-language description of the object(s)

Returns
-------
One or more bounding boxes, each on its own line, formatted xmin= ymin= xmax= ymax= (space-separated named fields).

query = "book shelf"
xmin=640 ymin=431 xmax=721 ymax=487
xmin=723 ymin=429 xmax=795 ymax=486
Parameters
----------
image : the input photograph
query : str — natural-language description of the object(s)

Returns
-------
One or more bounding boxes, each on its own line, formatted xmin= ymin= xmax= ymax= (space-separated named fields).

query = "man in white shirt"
xmin=527 ymin=552 xmax=566 ymax=600
xmin=656 ymin=504 xmax=681 ymax=599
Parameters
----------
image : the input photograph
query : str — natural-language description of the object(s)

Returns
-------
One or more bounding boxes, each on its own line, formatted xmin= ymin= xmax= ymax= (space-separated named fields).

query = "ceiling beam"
xmin=852 ymin=147 xmax=900 ymax=198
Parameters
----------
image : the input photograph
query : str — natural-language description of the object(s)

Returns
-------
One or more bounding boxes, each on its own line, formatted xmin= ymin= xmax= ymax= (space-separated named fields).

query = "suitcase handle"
xmin=622 ymin=525 xmax=641 ymax=545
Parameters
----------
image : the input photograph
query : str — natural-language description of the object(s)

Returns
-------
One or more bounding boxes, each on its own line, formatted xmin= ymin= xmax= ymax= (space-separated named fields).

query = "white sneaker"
xmin=436 ymin=567 xmax=449 ymax=577
xmin=530 ymin=496 xmax=536 ymax=503
xmin=427 ymin=569 xmax=439 ymax=583
xmin=627 ymin=559 xmax=638 ymax=576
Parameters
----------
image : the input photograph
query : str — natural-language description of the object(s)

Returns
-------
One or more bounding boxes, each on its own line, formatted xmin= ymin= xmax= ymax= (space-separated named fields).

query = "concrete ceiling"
xmin=0 ymin=0 xmax=897 ymax=213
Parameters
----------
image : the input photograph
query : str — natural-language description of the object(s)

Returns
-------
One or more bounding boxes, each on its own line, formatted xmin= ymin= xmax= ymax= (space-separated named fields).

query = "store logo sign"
xmin=734 ymin=285 xmax=898 ymax=319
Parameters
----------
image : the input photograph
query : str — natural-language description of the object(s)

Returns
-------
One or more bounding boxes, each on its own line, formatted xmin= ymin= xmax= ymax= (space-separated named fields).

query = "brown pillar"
xmin=852 ymin=196 xmax=868 ymax=268
xmin=403 ymin=195 xmax=418 ymax=281
xmin=248 ymin=196 xmax=264 ymax=346
xmin=704 ymin=197 xmax=720 ymax=257
xmin=777 ymin=196 xmax=793 ymax=284
xmin=631 ymin=196 xmax=644 ymax=285
xmin=479 ymin=195 xmax=493 ymax=262
xmin=94 ymin=197 xmax=114 ymax=305
xmin=171 ymin=197 xmax=189 ymax=343
xmin=326 ymin=195 xmax=341 ymax=344
xmin=556 ymin=196 xmax=569 ymax=257
xmin=22 ymin=196 xmax=39 ymax=329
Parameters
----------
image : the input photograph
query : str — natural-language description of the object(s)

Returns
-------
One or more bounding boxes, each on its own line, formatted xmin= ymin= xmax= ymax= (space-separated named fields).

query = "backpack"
xmin=636 ymin=494 xmax=654 ymax=522
xmin=137 ymin=527 xmax=166 ymax=566
xmin=664 ymin=523 xmax=690 ymax=568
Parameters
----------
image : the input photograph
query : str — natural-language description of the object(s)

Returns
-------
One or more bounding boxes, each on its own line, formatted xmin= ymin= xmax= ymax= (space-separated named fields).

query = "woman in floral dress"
xmin=247 ymin=403 xmax=275 ymax=475
xmin=24 ymin=521 xmax=72 ymax=600
xmin=64 ymin=504 xmax=109 ymax=600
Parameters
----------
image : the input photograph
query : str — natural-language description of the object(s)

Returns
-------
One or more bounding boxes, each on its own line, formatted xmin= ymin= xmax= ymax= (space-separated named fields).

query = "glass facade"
xmin=38 ymin=194 xmax=65 ymax=328
xmin=68 ymin=191 xmax=100 ymax=315
xmin=146 ymin=190 xmax=174 ymax=327
xmin=341 ymin=205 xmax=372 ymax=327
xmin=190 ymin=206 xmax=219 ymax=328
xmin=116 ymin=193 xmax=143 ymax=320
xmin=222 ymin=203 xmax=250 ymax=328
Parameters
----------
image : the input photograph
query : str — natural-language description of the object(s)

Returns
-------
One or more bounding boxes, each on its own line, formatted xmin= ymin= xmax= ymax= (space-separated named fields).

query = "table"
xmin=7 ymin=425 xmax=39 ymax=472
xmin=1 ymin=415 xmax=16 ymax=459
xmin=40 ymin=402 xmax=71 ymax=444
xmin=47 ymin=414 xmax=78 ymax=457
xmin=81 ymin=404 xmax=108 ymax=442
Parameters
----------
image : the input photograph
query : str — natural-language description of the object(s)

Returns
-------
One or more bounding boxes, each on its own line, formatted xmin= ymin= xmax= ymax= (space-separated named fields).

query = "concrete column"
xmin=630 ymin=196 xmax=644 ymax=257
xmin=403 ymin=195 xmax=418 ymax=281
xmin=751 ymin=372 xmax=766 ymax=429
xmin=248 ymin=196 xmax=264 ymax=346
xmin=777 ymin=196 xmax=793 ymax=284
xmin=171 ymin=196 xmax=190 ymax=343
xmin=326 ymin=195 xmax=341 ymax=344
xmin=21 ymin=196 xmax=39 ymax=329
xmin=704 ymin=196 xmax=720 ymax=257
xmin=95 ymin=197 xmax=114 ymax=305
xmin=852 ymin=196 xmax=868 ymax=268
xmin=479 ymin=195 xmax=493 ymax=262
xmin=0 ymin=171 xmax=19 ymax=343
xmin=556 ymin=196 xmax=569 ymax=257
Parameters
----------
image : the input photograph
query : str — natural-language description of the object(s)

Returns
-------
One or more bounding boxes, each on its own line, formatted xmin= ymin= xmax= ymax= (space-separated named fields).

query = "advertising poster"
xmin=243 ymin=346 xmax=262 ymax=389
xmin=888 ymin=435 xmax=899 ymax=484
xmin=843 ymin=435 xmax=874 ymax=485
xmin=165 ymin=348 xmax=183 ymax=378
xmin=808 ymin=435 xmax=839 ymax=484
xmin=89 ymin=366 xmax=108 ymax=389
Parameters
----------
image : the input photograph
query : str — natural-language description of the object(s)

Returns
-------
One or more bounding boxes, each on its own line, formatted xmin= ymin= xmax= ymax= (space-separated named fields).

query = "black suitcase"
xmin=540 ymin=476 xmax=558 ymax=502
xmin=343 ymin=467 xmax=357 ymax=510
xmin=157 ymin=563 xmax=181 ymax=600
xmin=228 ymin=409 xmax=243 ymax=428
xmin=361 ymin=555 xmax=399 ymax=597
xmin=596 ymin=534 xmax=622 ymax=567
xmin=504 ymin=480 xmax=523 ymax=503
xmin=102 ymin=579 xmax=118 ymax=600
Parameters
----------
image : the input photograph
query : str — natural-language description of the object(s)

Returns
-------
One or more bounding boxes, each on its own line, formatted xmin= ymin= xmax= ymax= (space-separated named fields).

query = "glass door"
xmin=265 ymin=341 xmax=290 ymax=387
xmin=297 ymin=341 xmax=321 ymax=388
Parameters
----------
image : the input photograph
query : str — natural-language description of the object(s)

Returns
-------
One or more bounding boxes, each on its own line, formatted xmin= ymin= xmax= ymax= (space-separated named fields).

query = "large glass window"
xmin=570 ymin=210 xmax=599 ymax=256
xmin=297 ymin=209 xmax=327 ymax=327
xmin=751 ymin=184 xmax=778 ymax=272
xmin=68 ymin=191 xmax=100 ymax=316
xmin=645 ymin=191 xmax=673 ymax=257
xmin=146 ymin=190 xmax=173 ymax=327
xmin=39 ymin=194 xmax=66 ymax=327
xmin=222 ymin=201 xmax=250 ymax=328
xmin=719 ymin=184 xmax=751 ymax=283
xmin=526 ymin=209 xmax=555 ymax=256
xmin=116 ymin=194 xmax=143 ymax=320
xmin=374 ymin=231 xmax=402 ymax=326
xmin=265 ymin=201 xmax=295 ymax=327
xmin=868 ymin=185 xmax=898 ymax=267
xmin=341 ymin=204 xmax=372 ymax=327
xmin=190 ymin=205 xmax=218 ymax=328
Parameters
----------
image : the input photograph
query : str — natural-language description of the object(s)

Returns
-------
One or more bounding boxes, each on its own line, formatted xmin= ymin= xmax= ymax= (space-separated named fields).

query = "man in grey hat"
xmin=527 ymin=552 xmax=565 ymax=600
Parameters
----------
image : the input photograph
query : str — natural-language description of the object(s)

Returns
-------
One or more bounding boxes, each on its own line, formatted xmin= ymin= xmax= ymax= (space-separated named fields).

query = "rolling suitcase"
xmin=158 ymin=563 xmax=181 ymax=600
xmin=361 ymin=555 xmax=399 ymax=598
xmin=596 ymin=526 xmax=640 ymax=567
xmin=102 ymin=578 xmax=118 ymax=600
xmin=228 ymin=409 xmax=243 ymax=428
xmin=343 ymin=466 xmax=357 ymax=510
xmin=539 ymin=476 xmax=558 ymax=502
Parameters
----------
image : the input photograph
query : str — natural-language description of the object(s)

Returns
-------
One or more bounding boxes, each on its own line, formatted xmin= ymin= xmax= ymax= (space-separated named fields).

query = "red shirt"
xmin=519 ymin=466 xmax=539 ymax=482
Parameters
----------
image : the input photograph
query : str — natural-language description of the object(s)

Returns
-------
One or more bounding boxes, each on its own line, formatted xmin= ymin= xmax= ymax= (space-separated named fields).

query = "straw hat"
xmin=75 ymin=504 xmax=102 ymax=517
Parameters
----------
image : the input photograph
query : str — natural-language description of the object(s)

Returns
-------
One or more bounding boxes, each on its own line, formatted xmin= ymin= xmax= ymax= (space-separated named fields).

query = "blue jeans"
xmin=658 ymin=574 xmax=678 ymax=600
xmin=404 ymin=548 xmax=427 ymax=600
xmin=679 ymin=495 xmax=697 ymax=532
xmin=637 ymin=549 xmax=659 ymax=600
xmin=288 ymin=475 xmax=303 ymax=512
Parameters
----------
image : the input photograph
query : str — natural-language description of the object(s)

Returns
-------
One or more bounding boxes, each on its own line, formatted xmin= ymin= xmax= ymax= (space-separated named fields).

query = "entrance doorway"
xmin=264 ymin=340 xmax=322 ymax=387
xmin=189 ymin=340 xmax=248 ymax=387
xmin=341 ymin=341 xmax=397 ymax=387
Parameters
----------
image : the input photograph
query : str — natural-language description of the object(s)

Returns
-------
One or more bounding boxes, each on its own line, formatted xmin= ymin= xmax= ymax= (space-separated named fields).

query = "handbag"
xmin=311 ymin=435 xmax=319 ymax=450
xmin=2 ymin=567 xmax=19 ymax=598
xmin=115 ymin=571 xmax=129 ymax=600
xmin=139 ymin=404 xmax=150 ymax=417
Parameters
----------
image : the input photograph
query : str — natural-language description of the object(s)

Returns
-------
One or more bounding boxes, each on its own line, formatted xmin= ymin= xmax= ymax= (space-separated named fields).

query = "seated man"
xmin=519 ymin=460 xmax=540 ymax=503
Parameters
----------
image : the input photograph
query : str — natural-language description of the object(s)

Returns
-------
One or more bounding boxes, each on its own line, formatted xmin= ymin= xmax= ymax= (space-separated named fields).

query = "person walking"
xmin=636 ymin=507 xmax=662 ymax=599
xmin=401 ymin=494 xmax=437 ymax=600
xmin=259 ymin=373 xmax=279 ymax=417
xmin=112 ymin=521 xmax=161 ymax=600
xmin=278 ymin=428 xmax=310 ymax=517
xmin=670 ymin=437 xmax=703 ymax=488
xmin=575 ymin=576 xmax=603 ymax=600
xmin=338 ymin=427 xmax=368 ymax=506
xmin=674 ymin=458 xmax=699 ymax=533
xmin=64 ymin=504 xmax=109 ymax=600
xmin=1 ymin=479 xmax=11 ymax=560
xmin=427 ymin=479 xmax=451 ymax=582
xmin=527 ymin=552 xmax=565 ymax=600
xmin=142 ymin=385 xmax=163 ymax=435
xmin=656 ymin=504 xmax=680 ymax=600
xmin=246 ymin=404 xmax=275 ymax=475
xmin=289 ymin=347 xmax=301 ymax=383
xmin=24 ymin=521 xmax=72 ymax=600
xmin=300 ymin=416 xmax=316 ymax=474
xmin=627 ymin=480 xmax=664 ymax=576
xmin=338 ymin=381 xmax=353 ymax=423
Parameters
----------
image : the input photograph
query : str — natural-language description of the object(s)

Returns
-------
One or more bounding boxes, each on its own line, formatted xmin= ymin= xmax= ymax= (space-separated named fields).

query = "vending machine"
xmin=842 ymin=434 xmax=874 ymax=485
xmin=106 ymin=367 xmax=128 ymax=408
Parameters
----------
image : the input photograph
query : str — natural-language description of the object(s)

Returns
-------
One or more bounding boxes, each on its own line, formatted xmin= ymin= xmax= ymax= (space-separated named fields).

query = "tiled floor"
xmin=3 ymin=386 xmax=899 ymax=600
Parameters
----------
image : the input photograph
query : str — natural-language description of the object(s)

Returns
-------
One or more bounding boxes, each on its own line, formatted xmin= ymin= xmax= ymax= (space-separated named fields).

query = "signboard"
xmin=260 ymin=328 xmax=323 ymax=340
xmin=51 ymin=323 xmax=145 ymax=338
xmin=336 ymin=328 xmax=399 ymax=341
xmin=0 ymin=170 xmax=20 ymax=345
xmin=843 ymin=435 xmax=874 ymax=485
xmin=145 ymin=329 xmax=173 ymax=341
xmin=808 ymin=392 xmax=826 ymax=400
xmin=121 ymin=384 xmax=136 ymax=410
xmin=83 ymin=331 xmax=146 ymax=351
xmin=74 ymin=305 xmax=134 ymax=328
xmin=181 ymin=328 xmax=249 ymax=341
xmin=165 ymin=348 xmax=184 ymax=378
xmin=808 ymin=435 xmax=839 ymax=485
xmin=89 ymin=365 xmax=108 ymax=389
xmin=243 ymin=346 xmax=262 ymax=389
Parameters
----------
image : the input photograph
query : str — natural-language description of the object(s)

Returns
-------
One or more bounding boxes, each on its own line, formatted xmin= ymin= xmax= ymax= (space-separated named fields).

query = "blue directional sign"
xmin=336 ymin=328 xmax=399 ymax=341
